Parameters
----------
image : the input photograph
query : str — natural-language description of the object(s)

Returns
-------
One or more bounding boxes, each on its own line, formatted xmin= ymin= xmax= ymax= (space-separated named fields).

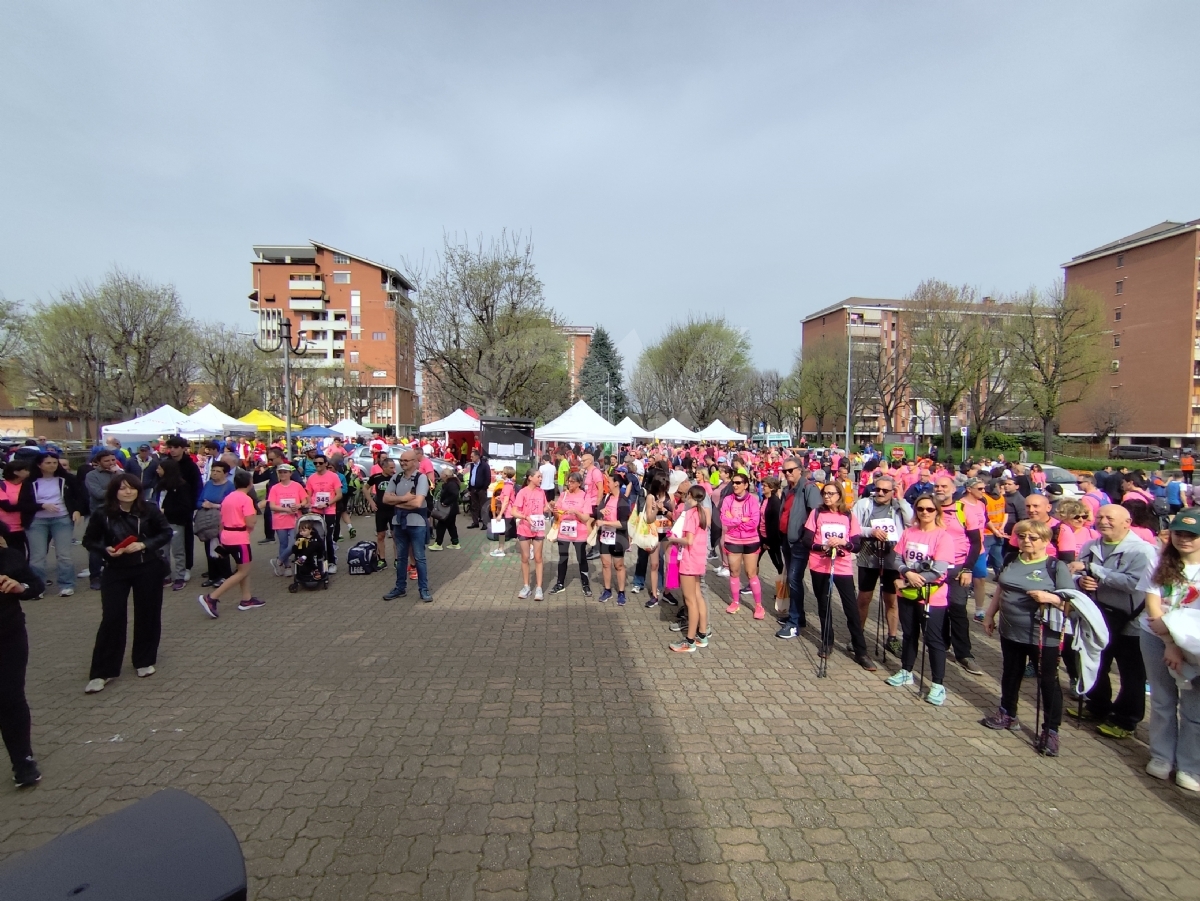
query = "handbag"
xmin=431 ymin=499 xmax=453 ymax=521
xmin=545 ymin=518 xmax=560 ymax=543
xmin=194 ymin=507 xmax=221 ymax=542
xmin=773 ymin=577 xmax=790 ymax=617
xmin=631 ymin=512 xmax=659 ymax=551
xmin=665 ymin=546 xmax=681 ymax=591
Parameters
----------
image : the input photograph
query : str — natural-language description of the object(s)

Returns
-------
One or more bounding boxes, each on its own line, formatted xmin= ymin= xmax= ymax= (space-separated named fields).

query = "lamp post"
xmin=254 ymin=317 xmax=307 ymax=457
xmin=95 ymin=361 xmax=106 ymax=444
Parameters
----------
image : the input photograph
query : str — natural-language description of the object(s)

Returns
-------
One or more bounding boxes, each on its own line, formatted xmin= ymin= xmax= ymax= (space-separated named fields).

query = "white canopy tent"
xmin=536 ymin=400 xmax=625 ymax=443
xmin=419 ymin=408 xmax=481 ymax=433
xmin=178 ymin=403 xmax=258 ymax=439
xmin=696 ymin=420 xmax=747 ymax=441
xmin=614 ymin=416 xmax=652 ymax=442
xmin=102 ymin=405 xmax=189 ymax=445
xmin=651 ymin=418 xmax=700 ymax=442
xmin=330 ymin=418 xmax=373 ymax=439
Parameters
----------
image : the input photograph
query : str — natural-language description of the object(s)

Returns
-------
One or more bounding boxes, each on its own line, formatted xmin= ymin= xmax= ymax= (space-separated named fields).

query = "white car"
xmin=1039 ymin=464 xmax=1081 ymax=498
xmin=348 ymin=445 xmax=457 ymax=480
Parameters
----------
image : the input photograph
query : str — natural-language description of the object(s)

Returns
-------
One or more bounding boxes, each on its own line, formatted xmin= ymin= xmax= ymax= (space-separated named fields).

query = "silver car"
xmin=348 ymin=445 xmax=457 ymax=480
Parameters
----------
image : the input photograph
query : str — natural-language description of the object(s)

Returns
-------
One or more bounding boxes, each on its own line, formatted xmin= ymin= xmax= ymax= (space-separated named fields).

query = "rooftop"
xmin=801 ymin=297 xmax=903 ymax=323
xmin=1064 ymin=218 xmax=1200 ymax=267
xmin=252 ymin=241 xmax=415 ymax=291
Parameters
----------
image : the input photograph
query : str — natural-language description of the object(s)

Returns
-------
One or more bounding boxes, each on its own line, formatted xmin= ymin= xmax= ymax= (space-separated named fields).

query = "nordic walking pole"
xmin=874 ymin=554 xmax=886 ymax=659
xmin=817 ymin=548 xmax=837 ymax=679
xmin=1034 ymin=608 xmax=1046 ymax=746
xmin=916 ymin=585 xmax=931 ymax=697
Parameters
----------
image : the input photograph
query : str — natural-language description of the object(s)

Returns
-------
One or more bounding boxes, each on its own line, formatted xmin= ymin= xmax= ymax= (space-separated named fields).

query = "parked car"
xmin=1039 ymin=464 xmax=1082 ymax=498
xmin=1111 ymin=444 xmax=1170 ymax=461
xmin=348 ymin=445 xmax=456 ymax=480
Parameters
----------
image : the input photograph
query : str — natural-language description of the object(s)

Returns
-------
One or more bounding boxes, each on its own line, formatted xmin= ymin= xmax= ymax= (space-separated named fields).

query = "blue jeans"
xmin=392 ymin=522 xmax=430 ymax=597
xmin=785 ymin=541 xmax=810 ymax=628
xmin=28 ymin=515 xmax=76 ymax=590
xmin=275 ymin=527 xmax=296 ymax=565
xmin=1141 ymin=630 xmax=1200 ymax=776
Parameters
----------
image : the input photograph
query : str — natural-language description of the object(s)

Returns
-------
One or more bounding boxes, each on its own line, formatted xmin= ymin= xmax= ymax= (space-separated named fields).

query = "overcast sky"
xmin=3 ymin=2 xmax=1198 ymax=373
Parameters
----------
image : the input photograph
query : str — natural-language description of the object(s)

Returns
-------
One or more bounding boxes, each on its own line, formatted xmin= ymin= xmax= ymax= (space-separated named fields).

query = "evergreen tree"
xmin=578 ymin=326 xmax=626 ymax=422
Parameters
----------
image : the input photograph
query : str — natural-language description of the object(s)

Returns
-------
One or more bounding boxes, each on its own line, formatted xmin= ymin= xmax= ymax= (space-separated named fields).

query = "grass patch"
xmin=1027 ymin=452 xmax=1164 ymax=472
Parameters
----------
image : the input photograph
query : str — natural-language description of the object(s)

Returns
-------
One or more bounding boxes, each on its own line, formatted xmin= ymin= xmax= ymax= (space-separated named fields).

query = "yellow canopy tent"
xmin=238 ymin=409 xmax=296 ymax=432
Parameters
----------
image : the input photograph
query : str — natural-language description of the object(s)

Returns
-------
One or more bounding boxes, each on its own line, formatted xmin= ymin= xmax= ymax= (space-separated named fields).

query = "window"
xmin=1115 ymin=281 xmax=1123 ymax=295
xmin=333 ymin=253 xmax=351 ymax=265
xmin=1115 ymin=310 xmax=1122 ymax=321
xmin=351 ymin=327 xmax=361 ymax=340
xmin=333 ymin=271 xmax=351 ymax=284
xmin=350 ymin=351 xmax=359 ymax=363
xmin=1113 ymin=335 xmax=1121 ymax=347
xmin=1111 ymin=360 xmax=1120 ymax=372
xmin=372 ymin=331 xmax=387 ymax=341
xmin=290 ymin=273 xmax=319 ymax=282
xmin=349 ymin=369 xmax=360 ymax=382
xmin=1117 ymin=253 xmax=1124 ymax=268
xmin=350 ymin=290 xmax=361 ymax=308
xmin=351 ymin=314 xmax=361 ymax=327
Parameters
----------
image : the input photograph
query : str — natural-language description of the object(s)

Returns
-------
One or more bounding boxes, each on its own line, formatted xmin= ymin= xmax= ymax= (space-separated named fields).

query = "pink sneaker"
xmin=725 ymin=600 xmax=740 ymax=614
xmin=753 ymin=604 xmax=765 ymax=620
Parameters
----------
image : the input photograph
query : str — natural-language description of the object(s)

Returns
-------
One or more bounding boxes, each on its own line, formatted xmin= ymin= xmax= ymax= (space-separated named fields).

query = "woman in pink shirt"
xmin=720 ymin=473 xmax=764 ymax=619
xmin=668 ymin=485 xmax=710 ymax=653
xmin=551 ymin=472 xmax=593 ymax=597
xmin=1055 ymin=499 xmax=1099 ymax=546
xmin=885 ymin=501 xmax=954 ymax=705
xmin=804 ymin=486 xmax=873 ymax=669
xmin=199 ymin=470 xmax=260 ymax=618
xmin=493 ymin=467 xmax=517 ymax=558
xmin=510 ymin=469 xmax=550 ymax=600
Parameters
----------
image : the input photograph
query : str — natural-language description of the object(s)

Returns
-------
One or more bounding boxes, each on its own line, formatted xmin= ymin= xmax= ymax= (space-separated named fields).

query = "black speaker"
xmin=0 ymin=788 xmax=246 ymax=900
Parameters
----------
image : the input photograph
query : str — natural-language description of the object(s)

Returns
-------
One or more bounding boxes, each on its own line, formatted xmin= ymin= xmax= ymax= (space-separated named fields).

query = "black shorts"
xmin=858 ymin=566 xmax=900 ymax=593
xmin=544 ymin=487 xmax=557 ymax=503
xmin=724 ymin=541 xmax=760 ymax=555
xmin=375 ymin=510 xmax=392 ymax=535
xmin=221 ymin=543 xmax=251 ymax=566
xmin=601 ymin=534 xmax=629 ymax=556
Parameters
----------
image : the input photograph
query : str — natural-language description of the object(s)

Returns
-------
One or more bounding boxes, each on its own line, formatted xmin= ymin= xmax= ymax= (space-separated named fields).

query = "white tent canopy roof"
xmin=178 ymin=403 xmax=258 ymax=439
xmin=102 ymin=405 xmax=189 ymax=445
xmin=419 ymin=408 xmax=481 ymax=433
xmin=614 ymin=416 xmax=652 ymax=441
xmin=651 ymin=418 xmax=700 ymax=442
xmin=536 ymin=401 xmax=625 ymax=443
xmin=330 ymin=418 xmax=373 ymax=438
xmin=695 ymin=419 xmax=747 ymax=441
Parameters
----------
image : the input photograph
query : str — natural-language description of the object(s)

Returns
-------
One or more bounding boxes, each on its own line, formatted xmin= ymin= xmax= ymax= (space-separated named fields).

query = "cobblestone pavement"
xmin=2 ymin=520 xmax=1199 ymax=900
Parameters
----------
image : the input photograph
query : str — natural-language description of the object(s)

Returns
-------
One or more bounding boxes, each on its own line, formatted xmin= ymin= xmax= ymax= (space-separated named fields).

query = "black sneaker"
xmin=885 ymin=636 xmax=903 ymax=657
xmin=776 ymin=625 xmax=798 ymax=639
xmin=644 ymin=596 xmax=660 ymax=609
xmin=776 ymin=616 xmax=790 ymax=626
xmin=13 ymin=757 xmax=41 ymax=788
xmin=664 ymin=592 xmax=679 ymax=607
xmin=550 ymin=584 xmax=566 ymax=595
xmin=89 ymin=579 xmax=101 ymax=591
xmin=582 ymin=586 xmax=593 ymax=598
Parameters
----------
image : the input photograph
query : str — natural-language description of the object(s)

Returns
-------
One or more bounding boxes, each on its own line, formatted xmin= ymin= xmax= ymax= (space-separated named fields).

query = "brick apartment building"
xmin=562 ymin=325 xmax=594 ymax=401
xmin=1060 ymin=219 xmax=1200 ymax=446
xmin=250 ymin=242 xmax=417 ymax=430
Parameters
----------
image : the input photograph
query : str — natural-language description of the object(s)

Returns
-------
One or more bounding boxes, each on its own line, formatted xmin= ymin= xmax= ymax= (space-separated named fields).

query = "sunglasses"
xmin=915 ymin=506 xmax=937 ymax=513
xmin=732 ymin=480 xmax=748 ymax=485
xmin=315 ymin=461 xmax=327 ymax=466
xmin=782 ymin=467 xmax=798 ymax=474
xmin=875 ymin=487 xmax=893 ymax=493
xmin=1017 ymin=534 xmax=1045 ymax=541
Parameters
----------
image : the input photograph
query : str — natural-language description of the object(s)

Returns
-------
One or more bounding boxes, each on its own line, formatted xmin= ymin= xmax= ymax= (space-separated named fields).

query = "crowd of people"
xmin=1 ymin=434 xmax=1197 ymax=801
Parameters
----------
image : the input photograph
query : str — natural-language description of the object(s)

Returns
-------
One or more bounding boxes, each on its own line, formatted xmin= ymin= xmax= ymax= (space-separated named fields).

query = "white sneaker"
xmin=183 ymin=570 xmax=191 ymax=582
xmin=59 ymin=588 xmax=75 ymax=597
xmin=270 ymin=559 xmax=283 ymax=577
xmin=77 ymin=568 xmax=91 ymax=578
xmin=327 ymin=564 xmax=337 ymax=574
xmin=517 ymin=585 xmax=531 ymax=599
xmin=715 ymin=566 xmax=730 ymax=577
xmin=1147 ymin=758 xmax=1172 ymax=780
xmin=1177 ymin=771 xmax=1200 ymax=792
xmin=136 ymin=666 xmax=155 ymax=678
xmin=534 ymin=587 xmax=543 ymax=601
xmin=529 ymin=547 xmax=534 ymax=560
xmin=84 ymin=678 xmax=107 ymax=694
xmin=490 ymin=548 xmax=505 ymax=557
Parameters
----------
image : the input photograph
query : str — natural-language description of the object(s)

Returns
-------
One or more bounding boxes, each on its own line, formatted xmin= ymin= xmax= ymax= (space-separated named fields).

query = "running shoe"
xmin=349 ymin=526 xmax=356 ymax=538
xmin=408 ymin=565 xmax=417 ymax=580
xmin=375 ymin=558 xmax=388 ymax=572
xmin=270 ymin=559 xmax=283 ymax=577
xmin=981 ymin=708 xmax=1021 ymax=732
xmin=885 ymin=636 xmax=902 ymax=657
xmin=753 ymin=605 xmax=765 ymax=620
xmin=1097 ymin=722 xmax=1135 ymax=740
xmin=725 ymin=600 xmax=740 ymax=614
xmin=670 ymin=618 xmax=688 ymax=632
xmin=616 ymin=591 xmax=627 ymax=606
xmin=1024 ymin=662 xmax=1036 ymax=679
xmin=598 ymin=589 xmax=613 ymax=603
xmin=428 ymin=543 xmax=443 ymax=552
xmin=171 ymin=580 xmax=186 ymax=592
xmin=1176 ymin=771 xmax=1200 ymax=792
xmin=12 ymin=757 xmax=41 ymax=788
xmin=630 ymin=584 xmax=643 ymax=594
xmin=198 ymin=595 xmax=219 ymax=619
xmin=669 ymin=638 xmax=696 ymax=653
xmin=136 ymin=666 xmax=155 ymax=678
xmin=644 ymin=596 xmax=659 ymax=609
xmin=1038 ymin=728 xmax=1060 ymax=757
xmin=550 ymin=583 xmax=566 ymax=595
xmin=582 ymin=586 xmax=593 ymax=598
xmin=59 ymin=588 xmax=75 ymax=597
xmin=533 ymin=587 xmax=543 ymax=601
xmin=664 ymin=592 xmax=679 ymax=607
xmin=885 ymin=669 xmax=913 ymax=686
xmin=925 ymin=684 xmax=946 ymax=706
xmin=973 ymin=610 xmax=985 ymax=622
xmin=448 ymin=543 xmax=461 ymax=550
xmin=517 ymin=585 xmax=531 ymax=599
xmin=739 ymin=587 xmax=753 ymax=597
xmin=237 ymin=597 xmax=266 ymax=611
xmin=327 ymin=564 xmax=338 ymax=574
xmin=1146 ymin=758 xmax=1172 ymax=780
xmin=715 ymin=566 xmax=730 ymax=577
xmin=694 ymin=633 xmax=709 ymax=648
xmin=775 ymin=625 xmax=797 ymax=639
xmin=84 ymin=678 xmax=108 ymax=694
xmin=489 ymin=548 xmax=505 ymax=557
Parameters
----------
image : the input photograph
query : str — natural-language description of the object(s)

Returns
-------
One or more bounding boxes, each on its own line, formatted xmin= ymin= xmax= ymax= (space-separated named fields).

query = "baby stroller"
xmin=288 ymin=513 xmax=330 ymax=592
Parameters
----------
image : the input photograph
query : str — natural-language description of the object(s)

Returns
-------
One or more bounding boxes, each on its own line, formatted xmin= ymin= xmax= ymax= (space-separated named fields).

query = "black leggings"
xmin=897 ymin=600 xmax=948 ymax=684
xmin=810 ymin=572 xmax=867 ymax=656
xmin=434 ymin=513 xmax=459 ymax=546
xmin=0 ymin=601 xmax=32 ymax=769
xmin=758 ymin=537 xmax=783 ymax=574
xmin=1000 ymin=636 xmax=1063 ymax=731
xmin=556 ymin=541 xmax=590 ymax=589
xmin=89 ymin=565 xmax=164 ymax=680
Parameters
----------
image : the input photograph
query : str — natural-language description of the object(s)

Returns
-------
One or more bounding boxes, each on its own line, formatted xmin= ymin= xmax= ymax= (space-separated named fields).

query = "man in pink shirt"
xmin=304 ymin=454 xmax=344 ymax=573
xmin=580 ymin=453 xmax=604 ymax=559
xmin=933 ymin=476 xmax=985 ymax=675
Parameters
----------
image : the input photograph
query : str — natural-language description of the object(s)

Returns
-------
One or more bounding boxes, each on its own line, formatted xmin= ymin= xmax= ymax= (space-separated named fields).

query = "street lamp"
xmin=253 ymin=317 xmax=307 ymax=457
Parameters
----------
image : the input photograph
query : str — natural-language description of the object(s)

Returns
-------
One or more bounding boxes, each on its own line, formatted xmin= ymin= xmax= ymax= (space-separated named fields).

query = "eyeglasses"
xmin=915 ymin=506 xmax=937 ymax=513
xmin=1017 ymin=535 xmax=1045 ymax=542
xmin=822 ymin=490 xmax=840 ymax=496
xmin=782 ymin=467 xmax=798 ymax=474
xmin=875 ymin=487 xmax=893 ymax=493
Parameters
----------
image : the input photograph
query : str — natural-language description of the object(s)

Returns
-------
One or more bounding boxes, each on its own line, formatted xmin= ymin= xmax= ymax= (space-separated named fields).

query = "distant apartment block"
xmin=1060 ymin=219 xmax=1200 ymax=444
xmin=250 ymin=241 xmax=417 ymax=428
xmin=562 ymin=325 xmax=594 ymax=401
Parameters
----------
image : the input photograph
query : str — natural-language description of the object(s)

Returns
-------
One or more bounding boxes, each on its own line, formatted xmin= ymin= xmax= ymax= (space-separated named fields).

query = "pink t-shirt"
xmin=220 ymin=490 xmax=257 ymax=546
xmin=513 ymin=486 xmax=547 ymax=539
xmin=498 ymin=481 xmax=516 ymax=518
xmin=896 ymin=527 xmax=954 ymax=607
xmin=555 ymin=489 xmax=590 ymax=542
xmin=804 ymin=510 xmax=860 ymax=576
xmin=305 ymin=471 xmax=342 ymax=514
xmin=720 ymin=492 xmax=762 ymax=544
xmin=268 ymin=481 xmax=309 ymax=530
xmin=1072 ymin=525 xmax=1101 ymax=545
xmin=419 ymin=457 xmax=435 ymax=478
xmin=678 ymin=507 xmax=709 ymax=576
xmin=1006 ymin=516 xmax=1078 ymax=558
xmin=1131 ymin=525 xmax=1158 ymax=544
xmin=583 ymin=466 xmax=604 ymax=511
xmin=941 ymin=501 xmax=985 ymax=565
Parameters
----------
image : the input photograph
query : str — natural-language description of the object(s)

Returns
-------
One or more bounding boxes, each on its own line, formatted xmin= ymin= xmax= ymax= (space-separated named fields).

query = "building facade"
xmin=250 ymin=242 xmax=417 ymax=430
xmin=561 ymin=325 xmax=594 ymax=400
xmin=1060 ymin=219 xmax=1200 ymax=445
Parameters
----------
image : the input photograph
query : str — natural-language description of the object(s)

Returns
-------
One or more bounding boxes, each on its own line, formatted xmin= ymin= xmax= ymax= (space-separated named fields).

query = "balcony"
xmin=290 ymin=297 xmax=326 ymax=312
xmin=289 ymin=279 xmax=323 ymax=292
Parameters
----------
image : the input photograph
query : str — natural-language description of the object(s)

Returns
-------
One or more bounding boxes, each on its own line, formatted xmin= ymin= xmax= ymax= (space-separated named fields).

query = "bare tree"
xmin=858 ymin=341 xmax=910 ymax=435
xmin=906 ymin=279 xmax=979 ymax=459
xmin=778 ymin=353 xmax=806 ymax=437
xmin=196 ymin=323 xmax=266 ymax=417
xmin=1009 ymin=281 xmax=1107 ymax=461
xmin=753 ymin=369 xmax=785 ymax=432
xmin=1085 ymin=395 xmax=1134 ymax=443
xmin=964 ymin=312 xmax=1026 ymax=452
xmin=799 ymin=341 xmax=844 ymax=442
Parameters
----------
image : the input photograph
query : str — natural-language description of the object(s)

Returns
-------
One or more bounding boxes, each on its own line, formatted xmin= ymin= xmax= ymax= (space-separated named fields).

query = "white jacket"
xmin=1162 ymin=607 xmax=1200 ymax=689
xmin=1053 ymin=589 xmax=1111 ymax=695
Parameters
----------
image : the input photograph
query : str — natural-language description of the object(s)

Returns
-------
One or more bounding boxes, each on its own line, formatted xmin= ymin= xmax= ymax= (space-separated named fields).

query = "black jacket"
xmin=82 ymin=505 xmax=173 ymax=571
xmin=762 ymin=494 xmax=782 ymax=547
xmin=0 ymin=479 xmax=40 ymax=530
xmin=0 ymin=543 xmax=45 ymax=609
xmin=468 ymin=460 xmax=491 ymax=490
xmin=438 ymin=477 xmax=461 ymax=507
xmin=156 ymin=482 xmax=195 ymax=526
xmin=177 ymin=454 xmax=204 ymax=505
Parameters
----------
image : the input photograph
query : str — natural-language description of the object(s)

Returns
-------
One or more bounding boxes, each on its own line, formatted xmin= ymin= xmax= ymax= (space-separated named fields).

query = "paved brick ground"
xmin=2 ymin=520 xmax=1199 ymax=899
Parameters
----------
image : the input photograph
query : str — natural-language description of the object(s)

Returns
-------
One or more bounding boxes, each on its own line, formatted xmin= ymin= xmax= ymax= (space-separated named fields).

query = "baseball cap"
xmin=963 ymin=477 xmax=986 ymax=489
xmin=1169 ymin=512 xmax=1200 ymax=535
xmin=138 ymin=443 xmax=151 ymax=451
xmin=277 ymin=463 xmax=296 ymax=472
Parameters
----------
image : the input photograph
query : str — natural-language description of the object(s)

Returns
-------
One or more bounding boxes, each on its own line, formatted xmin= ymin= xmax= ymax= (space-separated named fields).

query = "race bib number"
xmin=656 ymin=516 xmax=668 ymax=533
xmin=600 ymin=528 xmax=616 ymax=546
xmin=528 ymin=514 xmax=546 ymax=534
xmin=558 ymin=519 xmax=578 ymax=540
xmin=820 ymin=523 xmax=847 ymax=544
xmin=870 ymin=518 xmax=897 ymax=539
xmin=490 ymin=518 xmax=507 ymax=535
xmin=906 ymin=542 xmax=930 ymax=564
xmin=314 ymin=492 xmax=331 ymax=507
xmin=281 ymin=498 xmax=296 ymax=509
